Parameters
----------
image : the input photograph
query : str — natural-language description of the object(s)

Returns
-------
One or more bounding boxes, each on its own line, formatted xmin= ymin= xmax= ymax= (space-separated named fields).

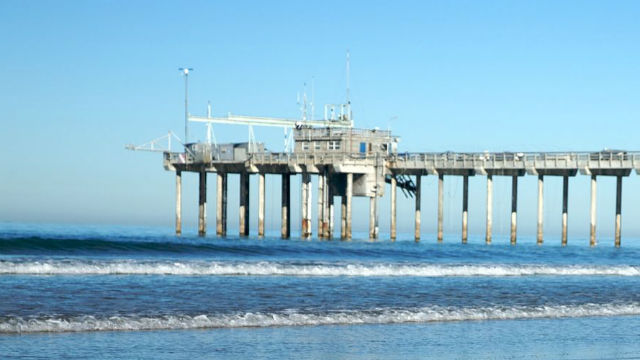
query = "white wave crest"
xmin=2 ymin=303 xmax=640 ymax=334
xmin=1 ymin=260 xmax=640 ymax=277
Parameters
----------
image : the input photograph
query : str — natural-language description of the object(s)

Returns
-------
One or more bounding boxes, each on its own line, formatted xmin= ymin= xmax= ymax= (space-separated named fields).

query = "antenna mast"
xmin=178 ymin=67 xmax=193 ymax=144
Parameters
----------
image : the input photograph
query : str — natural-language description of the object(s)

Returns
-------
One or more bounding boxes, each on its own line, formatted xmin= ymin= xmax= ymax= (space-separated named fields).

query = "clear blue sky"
xmin=1 ymin=1 xmax=639 ymax=241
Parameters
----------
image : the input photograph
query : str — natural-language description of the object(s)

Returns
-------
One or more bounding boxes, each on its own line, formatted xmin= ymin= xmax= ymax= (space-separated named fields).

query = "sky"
xmin=1 ymin=0 xmax=639 ymax=241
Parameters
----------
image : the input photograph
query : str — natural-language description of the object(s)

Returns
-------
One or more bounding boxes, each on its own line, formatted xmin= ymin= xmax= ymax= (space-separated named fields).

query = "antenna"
xmin=178 ymin=67 xmax=193 ymax=144
xmin=311 ymin=77 xmax=315 ymax=121
xmin=346 ymin=50 xmax=350 ymax=105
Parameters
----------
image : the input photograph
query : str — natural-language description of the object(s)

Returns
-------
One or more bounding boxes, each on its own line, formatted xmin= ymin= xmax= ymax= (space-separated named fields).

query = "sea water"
xmin=1 ymin=222 xmax=640 ymax=359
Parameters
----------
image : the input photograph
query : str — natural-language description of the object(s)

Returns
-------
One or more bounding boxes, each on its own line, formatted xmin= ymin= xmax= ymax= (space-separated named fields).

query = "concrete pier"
xmin=415 ymin=175 xmax=421 ymax=242
xmin=615 ymin=175 xmax=622 ymax=247
xmin=510 ymin=176 xmax=517 ymax=245
xmin=537 ymin=175 xmax=544 ymax=245
xmin=327 ymin=186 xmax=334 ymax=239
xmin=437 ymin=173 xmax=444 ymax=243
xmin=281 ymin=174 xmax=290 ymax=239
xmin=175 ymin=171 xmax=182 ymax=236
xmin=346 ymin=173 xmax=353 ymax=239
xmin=369 ymin=196 xmax=377 ymax=239
xmin=198 ymin=171 xmax=207 ymax=237
xmin=485 ymin=175 xmax=493 ymax=245
xmin=390 ymin=176 xmax=397 ymax=241
xmin=562 ymin=176 xmax=568 ymax=246
xmin=239 ymin=172 xmax=250 ymax=236
xmin=301 ymin=173 xmax=312 ymax=239
xmin=216 ymin=173 xmax=228 ymax=236
xmin=258 ymin=173 xmax=265 ymax=237
xmin=461 ymin=175 xmax=468 ymax=244
xmin=590 ymin=175 xmax=597 ymax=247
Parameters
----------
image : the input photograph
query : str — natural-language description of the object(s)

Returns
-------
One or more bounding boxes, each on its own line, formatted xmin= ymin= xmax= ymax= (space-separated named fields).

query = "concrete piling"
xmin=390 ymin=176 xmax=397 ymax=241
xmin=317 ymin=172 xmax=325 ymax=239
xmin=281 ymin=174 xmax=290 ymax=239
xmin=198 ymin=171 xmax=207 ymax=237
xmin=615 ymin=175 xmax=622 ymax=247
xmin=346 ymin=173 xmax=353 ymax=240
xmin=510 ymin=175 xmax=517 ymax=245
xmin=437 ymin=173 xmax=444 ymax=243
xmin=561 ymin=176 xmax=568 ymax=246
xmin=301 ymin=173 xmax=312 ymax=239
xmin=485 ymin=174 xmax=493 ymax=245
xmin=216 ymin=173 xmax=227 ymax=236
xmin=175 ymin=171 xmax=182 ymax=236
xmin=369 ymin=196 xmax=377 ymax=239
xmin=462 ymin=175 xmax=468 ymax=244
xmin=341 ymin=196 xmax=347 ymax=239
xmin=258 ymin=173 xmax=265 ymax=237
xmin=415 ymin=175 xmax=421 ymax=242
xmin=537 ymin=175 xmax=544 ymax=245
xmin=590 ymin=175 xmax=597 ymax=247
xmin=239 ymin=172 xmax=250 ymax=236
xmin=327 ymin=185 xmax=334 ymax=239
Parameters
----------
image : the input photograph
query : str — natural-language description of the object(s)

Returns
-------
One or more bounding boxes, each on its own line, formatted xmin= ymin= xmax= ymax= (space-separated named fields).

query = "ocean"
xmin=1 ymin=222 xmax=640 ymax=359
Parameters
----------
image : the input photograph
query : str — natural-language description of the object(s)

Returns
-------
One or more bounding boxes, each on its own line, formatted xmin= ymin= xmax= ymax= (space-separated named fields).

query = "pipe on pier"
xmin=198 ymin=171 xmax=207 ymax=237
xmin=537 ymin=175 xmax=544 ymax=245
xmin=511 ymin=175 xmax=518 ymax=245
xmin=461 ymin=175 xmax=468 ymax=244
xmin=615 ymin=175 xmax=622 ymax=247
xmin=281 ymin=174 xmax=290 ymax=239
xmin=590 ymin=175 xmax=597 ymax=247
xmin=239 ymin=172 xmax=250 ymax=236
xmin=415 ymin=175 xmax=421 ymax=242
xmin=346 ymin=173 xmax=353 ymax=240
xmin=390 ymin=176 xmax=397 ymax=241
xmin=437 ymin=173 xmax=444 ymax=243
xmin=561 ymin=176 xmax=568 ymax=246
xmin=258 ymin=173 xmax=265 ymax=237
xmin=485 ymin=174 xmax=493 ymax=245
xmin=175 ymin=171 xmax=182 ymax=236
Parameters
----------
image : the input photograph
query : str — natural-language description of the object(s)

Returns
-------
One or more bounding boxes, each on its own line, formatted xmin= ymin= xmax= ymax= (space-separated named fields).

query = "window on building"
xmin=301 ymin=142 xmax=310 ymax=151
xmin=314 ymin=142 xmax=322 ymax=150
xmin=328 ymin=141 xmax=341 ymax=150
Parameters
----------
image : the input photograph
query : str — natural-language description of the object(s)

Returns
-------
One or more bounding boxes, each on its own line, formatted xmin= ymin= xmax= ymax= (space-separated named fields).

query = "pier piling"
xmin=318 ymin=173 xmax=325 ymax=239
xmin=485 ymin=174 xmax=493 ymax=245
xmin=239 ymin=172 xmax=250 ymax=236
xmin=462 ymin=175 xmax=468 ymax=244
xmin=437 ymin=173 xmax=444 ymax=243
xmin=537 ymin=175 xmax=544 ymax=245
xmin=327 ymin=185 xmax=334 ymax=239
xmin=346 ymin=173 xmax=353 ymax=240
xmin=590 ymin=175 xmax=597 ymax=246
xmin=510 ymin=175 xmax=518 ymax=245
xmin=175 ymin=171 xmax=182 ymax=236
xmin=281 ymin=174 xmax=290 ymax=239
xmin=258 ymin=173 xmax=265 ymax=237
xmin=562 ymin=176 xmax=568 ymax=246
xmin=390 ymin=176 xmax=397 ymax=241
xmin=341 ymin=195 xmax=347 ymax=239
xmin=415 ymin=175 xmax=421 ymax=242
xmin=198 ymin=171 xmax=207 ymax=237
xmin=216 ymin=173 xmax=227 ymax=236
xmin=615 ymin=175 xmax=622 ymax=247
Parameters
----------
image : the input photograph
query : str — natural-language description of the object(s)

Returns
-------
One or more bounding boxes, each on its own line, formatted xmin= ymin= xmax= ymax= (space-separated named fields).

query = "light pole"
xmin=179 ymin=67 xmax=193 ymax=144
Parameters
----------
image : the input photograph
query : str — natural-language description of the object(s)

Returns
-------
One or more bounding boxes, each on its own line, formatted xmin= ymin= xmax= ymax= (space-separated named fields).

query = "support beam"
xmin=281 ymin=174 xmax=290 ymax=239
xmin=175 ymin=171 xmax=182 ymax=236
xmin=511 ymin=175 xmax=518 ymax=245
xmin=340 ymin=195 xmax=346 ymax=239
xmin=346 ymin=173 xmax=353 ymax=240
xmin=615 ymin=175 xmax=622 ymax=247
xmin=415 ymin=175 xmax=421 ymax=242
xmin=390 ymin=176 xmax=397 ymax=241
xmin=258 ymin=173 xmax=265 ymax=237
xmin=437 ymin=173 xmax=444 ymax=243
xmin=239 ymin=172 xmax=250 ymax=236
xmin=198 ymin=171 xmax=207 ymax=237
xmin=369 ymin=196 xmax=377 ymax=239
xmin=485 ymin=175 xmax=493 ymax=245
xmin=317 ymin=172 xmax=325 ymax=239
xmin=327 ymin=184 xmax=334 ymax=239
xmin=461 ymin=175 xmax=468 ymax=244
xmin=590 ymin=175 xmax=597 ymax=247
xmin=562 ymin=176 xmax=568 ymax=246
xmin=537 ymin=175 xmax=544 ymax=245
xmin=216 ymin=173 xmax=227 ymax=236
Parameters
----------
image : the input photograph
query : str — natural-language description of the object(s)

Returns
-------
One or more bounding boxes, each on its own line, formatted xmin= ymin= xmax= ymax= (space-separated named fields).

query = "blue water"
xmin=2 ymin=222 xmax=640 ymax=359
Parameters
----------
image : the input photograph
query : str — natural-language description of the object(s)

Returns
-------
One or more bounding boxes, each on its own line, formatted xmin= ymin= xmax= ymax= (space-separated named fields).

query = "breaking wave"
xmin=2 ymin=303 xmax=639 ymax=334
xmin=1 ymin=259 xmax=640 ymax=277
